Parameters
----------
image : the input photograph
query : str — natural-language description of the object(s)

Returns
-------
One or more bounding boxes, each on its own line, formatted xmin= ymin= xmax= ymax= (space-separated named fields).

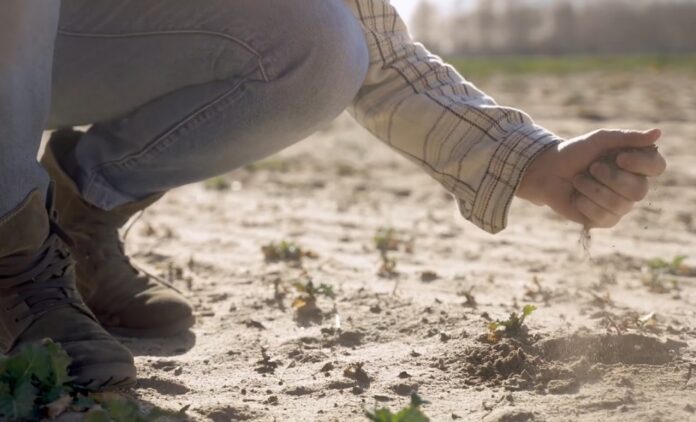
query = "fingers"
xmin=573 ymin=193 xmax=621 ymax=228
xmin=616 ymin=147 xmax=667 ymax=177
xmin=591 ymin=128 xmax=662 ymax=150
xmin=573 ymin=173 xmax=634 ymax=215
xmin=589 ymin=161 xmax=649 ymax=201
xmin=572 ymin=158 xmax=653 ymax=229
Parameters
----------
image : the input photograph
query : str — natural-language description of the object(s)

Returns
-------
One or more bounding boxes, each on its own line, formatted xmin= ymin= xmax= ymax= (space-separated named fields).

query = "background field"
xmin=448 ymin=54 xmax=696 ymax=77
xmin=61 ymin=57 xmax=696 ymax=422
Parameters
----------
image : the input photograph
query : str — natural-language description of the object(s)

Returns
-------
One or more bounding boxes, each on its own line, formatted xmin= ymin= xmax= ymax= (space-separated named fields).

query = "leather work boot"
xmin=41 ymin=129 xmax=195 ymax=338
xmin=0 ymin=188 xmax=136 ymax=388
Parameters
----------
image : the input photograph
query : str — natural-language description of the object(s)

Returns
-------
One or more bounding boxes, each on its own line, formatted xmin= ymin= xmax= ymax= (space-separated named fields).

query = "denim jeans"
xmin=0 ymin=0 xmax=368 ymax=216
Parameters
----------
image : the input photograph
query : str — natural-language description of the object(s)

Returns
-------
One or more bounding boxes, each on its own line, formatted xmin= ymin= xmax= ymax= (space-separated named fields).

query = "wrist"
xmin=516 ymin=146 xmax=557 ymax=206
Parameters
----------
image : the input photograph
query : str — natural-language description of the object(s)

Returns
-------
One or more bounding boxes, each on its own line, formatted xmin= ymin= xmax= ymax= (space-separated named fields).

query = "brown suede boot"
xmin=0 ymin=188 xmax=136 ymax=388
xmin=41 ymin=130 xmax=194 ymax=338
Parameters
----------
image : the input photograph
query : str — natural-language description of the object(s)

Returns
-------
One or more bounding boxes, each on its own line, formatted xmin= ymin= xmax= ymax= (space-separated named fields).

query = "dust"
xmin=539 ymin=333 xmax=687 ymax=365
xmin=444 ymin=333 xmax=686 ymax=395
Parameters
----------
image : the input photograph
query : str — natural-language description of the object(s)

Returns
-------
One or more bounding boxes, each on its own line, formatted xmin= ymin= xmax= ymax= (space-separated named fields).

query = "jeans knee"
xmin=308 ymin=0 xmax=369 ymax=92
xmin=268 ymin=0 xmax=369 ymax=120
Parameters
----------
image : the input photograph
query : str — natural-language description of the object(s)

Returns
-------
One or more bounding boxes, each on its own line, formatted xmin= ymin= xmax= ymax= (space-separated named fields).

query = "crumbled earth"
xmin=54 ymin=70 xmax=696 ymax=421
xmin=442 ymin=333 xmax=686 ymax=395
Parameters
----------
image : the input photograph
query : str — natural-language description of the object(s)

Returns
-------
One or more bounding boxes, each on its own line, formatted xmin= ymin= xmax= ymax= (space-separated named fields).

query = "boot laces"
xmin=0 ymin=223 xmax=83 ymax=323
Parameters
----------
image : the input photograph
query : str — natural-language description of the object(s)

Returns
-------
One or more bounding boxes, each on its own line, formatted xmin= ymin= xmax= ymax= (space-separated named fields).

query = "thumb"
xmin=592 ymin=128 xmax=662 ymax=150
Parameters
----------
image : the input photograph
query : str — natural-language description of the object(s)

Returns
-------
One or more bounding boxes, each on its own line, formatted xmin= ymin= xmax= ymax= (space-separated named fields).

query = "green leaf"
xmin=0 ymin=378 xmax=39 ymax=421
xmin=487 ymin=305 xmax=538 ymax=341
xmin=4 ymin=351 xmax=31 ymax=382
xmin=104 ymin=396 xmax=141 ymax=422
xmin=394 ymin=406 xmax=429 ymax=422
xmin=0 ymin=340 xmax=77 ymax=420
xmin=365 ymin=406 xmax=430 ymax=422
xmin=648 ymin=258 xmax=669 ymax=270
xmin=522 ymin=304 xmax=537 ymax=318
xmin=672 ymin=255 xmax=688 ymax=269
xmin=500 ymin=313 xmax=520 ymax=330
xmin=0 ymin=394 xmax=16 ymax=420
xmin=316 ymin=283 xmax=336 ymax=299
xmin=43 ymin=339 xmax=73 ymax=386
xmin=366 ymin=408 xmax=395 ymax=422
xmin=365 ymin=394 xmax=430 ymax=422
xmin=20 ymin=344 xmax=53 ymax=385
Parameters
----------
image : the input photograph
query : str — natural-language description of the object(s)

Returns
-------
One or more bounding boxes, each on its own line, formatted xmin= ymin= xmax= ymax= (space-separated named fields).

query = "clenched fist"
xmin=517 ymin=128 xmax=666 ymax=228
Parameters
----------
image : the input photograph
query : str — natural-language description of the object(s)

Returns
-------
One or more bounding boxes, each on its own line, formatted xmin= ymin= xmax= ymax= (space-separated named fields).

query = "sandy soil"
xmin=66 ymin=70 xmax=696 ymax=421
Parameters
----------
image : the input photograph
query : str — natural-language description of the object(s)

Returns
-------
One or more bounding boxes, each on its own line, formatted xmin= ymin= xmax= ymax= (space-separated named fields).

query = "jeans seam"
xmin=82 ymin=177 xmax=131 ymax=210
xmin=57 ymin=29 xmax=270 ymax=82
xmin=82 ymin=78 xmax=246 ymax=193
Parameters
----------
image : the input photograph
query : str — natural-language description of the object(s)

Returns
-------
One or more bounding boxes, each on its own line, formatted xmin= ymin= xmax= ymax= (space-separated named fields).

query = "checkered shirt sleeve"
xmin=345 ymin=0 xmax=563 ymax=233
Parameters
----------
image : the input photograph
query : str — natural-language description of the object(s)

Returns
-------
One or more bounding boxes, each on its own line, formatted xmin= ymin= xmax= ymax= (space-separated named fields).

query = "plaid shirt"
xmin=345 ymin=0 xmax=563 ymax=234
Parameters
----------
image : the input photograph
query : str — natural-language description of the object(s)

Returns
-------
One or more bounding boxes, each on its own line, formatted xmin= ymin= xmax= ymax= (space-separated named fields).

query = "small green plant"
xmin=0 ymin=339 xmax=73 ymax=421
xmin=263 ymin=240 xmax=301 ymax=262
xmin=292 ymin=280 xmax=335 ymax=311
xmin=291 ymin=279 xmax=336 ymax=325
xmin=344 ymin=362 xmax=371 ymax=387
xmin=0 ymin=340 xmax=186 ymax=421
xmin=487 ymin=305 xmax=537 ymax=343
xmin=365 ymin=393 xmax=430 ymax=422
xmin=203 ymin=176 xmax=231 ymax=191
xmin=374 ymin=228 xmax=400 ymax=253
xmin=292 ymin=280 xmax=336 ymax=302
xmin=374 ymin=228 xmax=400 ymax=277
xmin=642 ymin=271 xmax=679 ymax=294
xmin=647 ymin=255 xmax=691 ymax=275
xmin=261 ymin=240 xmax=317 ymax=264
xmin=643 ymin=255 xmax=691 ymax=293
xmin=262 ymin=240 xmax=317 ymax=264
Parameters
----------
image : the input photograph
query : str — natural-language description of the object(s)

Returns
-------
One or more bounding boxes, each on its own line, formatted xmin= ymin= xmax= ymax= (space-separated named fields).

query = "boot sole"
xmin=103 ymin=314 xmax=195 ymax=338
xmin=72 ymin=362 xmax=138 ymax=389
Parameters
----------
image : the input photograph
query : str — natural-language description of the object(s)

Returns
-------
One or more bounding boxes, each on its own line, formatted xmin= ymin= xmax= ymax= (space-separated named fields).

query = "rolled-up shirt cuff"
xmin=454 ymin=125 xmax=563 ymax=234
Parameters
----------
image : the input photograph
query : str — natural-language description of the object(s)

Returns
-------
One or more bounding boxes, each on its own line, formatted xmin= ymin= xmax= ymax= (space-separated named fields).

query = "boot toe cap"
xmin=102 ymin=289 xmax=195 ymax=338
xmin=60 ymin=336 xmax=137 ymax=388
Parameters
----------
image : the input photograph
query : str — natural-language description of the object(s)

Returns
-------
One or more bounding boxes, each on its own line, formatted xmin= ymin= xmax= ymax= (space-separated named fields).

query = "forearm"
xmin=344 ymin=0 xmax=561 ymax=234
xmin=0 ymin=1 xmax=61 ymax=214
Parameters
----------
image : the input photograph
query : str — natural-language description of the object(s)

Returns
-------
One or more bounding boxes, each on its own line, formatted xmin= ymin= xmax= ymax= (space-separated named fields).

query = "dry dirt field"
xmin=69 ymin=70 xmax=696 ymax=421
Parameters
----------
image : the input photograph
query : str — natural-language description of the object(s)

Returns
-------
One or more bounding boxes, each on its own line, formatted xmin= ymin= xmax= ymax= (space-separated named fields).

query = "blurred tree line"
xmin=410 ymin=0 xmax=696 ymax=55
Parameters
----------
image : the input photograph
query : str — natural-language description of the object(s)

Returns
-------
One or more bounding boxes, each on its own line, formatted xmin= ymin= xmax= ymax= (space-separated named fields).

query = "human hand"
xmin=517 ymin=129 xmax=666 ymax=228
